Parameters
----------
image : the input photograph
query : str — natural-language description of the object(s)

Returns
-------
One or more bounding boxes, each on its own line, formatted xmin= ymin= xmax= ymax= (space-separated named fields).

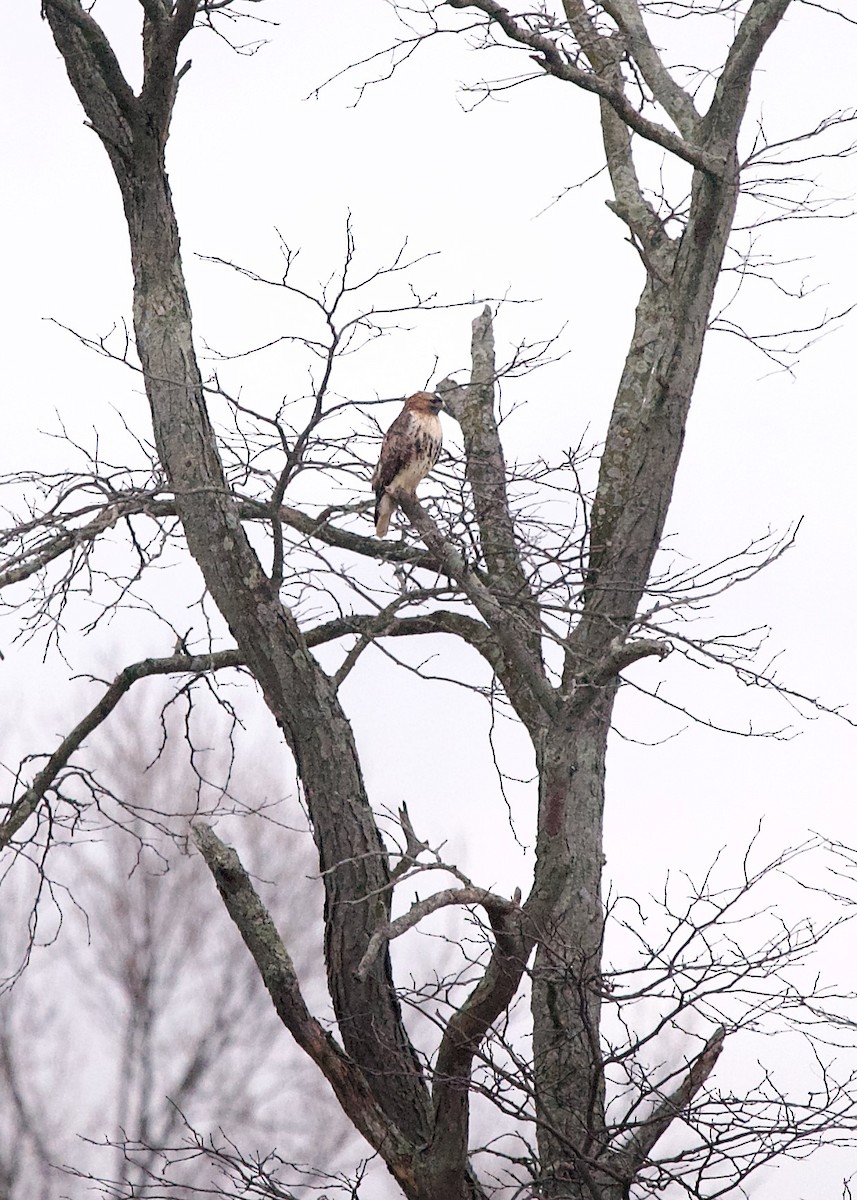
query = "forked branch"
xmin=192 ymin=825 xmax=416 ymax=1170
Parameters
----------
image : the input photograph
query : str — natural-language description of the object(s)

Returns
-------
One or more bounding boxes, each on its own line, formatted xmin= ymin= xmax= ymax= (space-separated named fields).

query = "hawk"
xmin=371 ymin=392 xmax=444 ymax=537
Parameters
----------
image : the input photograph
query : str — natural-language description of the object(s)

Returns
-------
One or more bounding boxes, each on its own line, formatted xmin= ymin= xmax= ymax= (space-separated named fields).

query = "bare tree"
xmin=3 ymin=2 xmax=856 ymax=1199
xmin=0 ymin=971 xmax=60 ymax=1200
xmin=0 ymin=706 xmax=354 ymax=1200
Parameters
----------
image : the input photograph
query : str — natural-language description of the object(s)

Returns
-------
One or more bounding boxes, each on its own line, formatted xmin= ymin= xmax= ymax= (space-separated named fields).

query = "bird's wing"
xmin=371 ymin=411 xmax=418 ymax=495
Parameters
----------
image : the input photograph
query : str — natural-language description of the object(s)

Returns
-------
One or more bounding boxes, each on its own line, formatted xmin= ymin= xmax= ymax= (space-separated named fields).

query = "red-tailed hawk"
xmin=371 ymin=392 xmax=444 ymax=537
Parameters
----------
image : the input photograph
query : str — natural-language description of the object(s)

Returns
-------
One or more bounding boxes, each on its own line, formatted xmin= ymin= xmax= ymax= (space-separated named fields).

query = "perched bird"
xmin=371 ymin=392 xmax=444 ymax=537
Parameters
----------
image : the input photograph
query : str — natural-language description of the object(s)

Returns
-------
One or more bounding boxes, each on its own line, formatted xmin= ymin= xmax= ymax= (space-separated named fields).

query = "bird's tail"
xmin=375 ymin=492 xmax=395 ymax=538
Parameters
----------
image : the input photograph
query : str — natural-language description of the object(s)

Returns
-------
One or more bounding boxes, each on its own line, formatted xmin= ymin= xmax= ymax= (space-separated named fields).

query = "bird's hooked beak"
xmin=432 ymin=392 xmax=444 ymax=411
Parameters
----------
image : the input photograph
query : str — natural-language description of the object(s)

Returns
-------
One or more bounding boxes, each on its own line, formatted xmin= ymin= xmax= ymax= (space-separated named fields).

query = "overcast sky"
xmin=3 ymin=4 xmax=857 ymax=1196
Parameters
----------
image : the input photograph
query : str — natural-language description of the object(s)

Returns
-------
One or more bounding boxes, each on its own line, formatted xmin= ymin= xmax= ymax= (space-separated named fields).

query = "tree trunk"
xmin=123 ymin=154 xmax=435 ymax=1150
xmin=43 ymin=1 xmax=433 ymax=1167
xmin=531 ymin=691 xmax=618 ymax=1199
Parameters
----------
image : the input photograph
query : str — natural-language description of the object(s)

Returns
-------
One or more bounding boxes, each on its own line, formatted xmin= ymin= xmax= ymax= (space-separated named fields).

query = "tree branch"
xmin=42 ymin=0 xmax=139 ymax=167
xmin=317 ymin=609 xmax=507 ymax=688
xmin=598 ymin=0 xmax=700 ymax=140
xmin=611 ymin=1025 xmax=726 ymax=1179
xmin=352 ymin=843 xmax=540 ymax=1196
xmin=0 ymin=650 xmax=243 ymax=852
xmin=42 ymin=0 xmax=138 ymax=120
xmin=0 ymin=502 xmax=125 ymax=590
xmin=572 ymin=0 xmax=789 ymax=667
xmin=274 ymin=502 xmax=439 ymax=570
xmin=602 ymin=636 xmax=671 ymax=678
xmin=439 ymin=306 xmax=543 ymax=671
xmin=0 ymin=611 xmax=506 ymax=855
xmin=0 ymin=495 xmax=438 ymax=598
xmin=704 ymin=0 xmax=794 ymax=147
xmin=430 ymin=889 xmax=531 ymax=1178
xmin=355 ymin=886 xmax=519 ymax=980
xmin=559 ymin=0 xmax=676 ymax=273
xmin=192 ymin=825 xmax=418 ymax=1174
xmin=445 ymin=0 xmax=723 ymax=175
xmin=397 ymin=493 xmax=558 ymax=725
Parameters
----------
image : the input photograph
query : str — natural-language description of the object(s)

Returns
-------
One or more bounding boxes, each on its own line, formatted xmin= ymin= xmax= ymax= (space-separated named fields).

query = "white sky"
xmin=2 ymin=3 xmax=857 ymax=1196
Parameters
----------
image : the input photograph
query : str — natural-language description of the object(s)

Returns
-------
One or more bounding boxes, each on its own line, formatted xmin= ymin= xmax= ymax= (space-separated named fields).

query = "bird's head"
xmin=406 ymin=391 xmax=444 ymax=415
